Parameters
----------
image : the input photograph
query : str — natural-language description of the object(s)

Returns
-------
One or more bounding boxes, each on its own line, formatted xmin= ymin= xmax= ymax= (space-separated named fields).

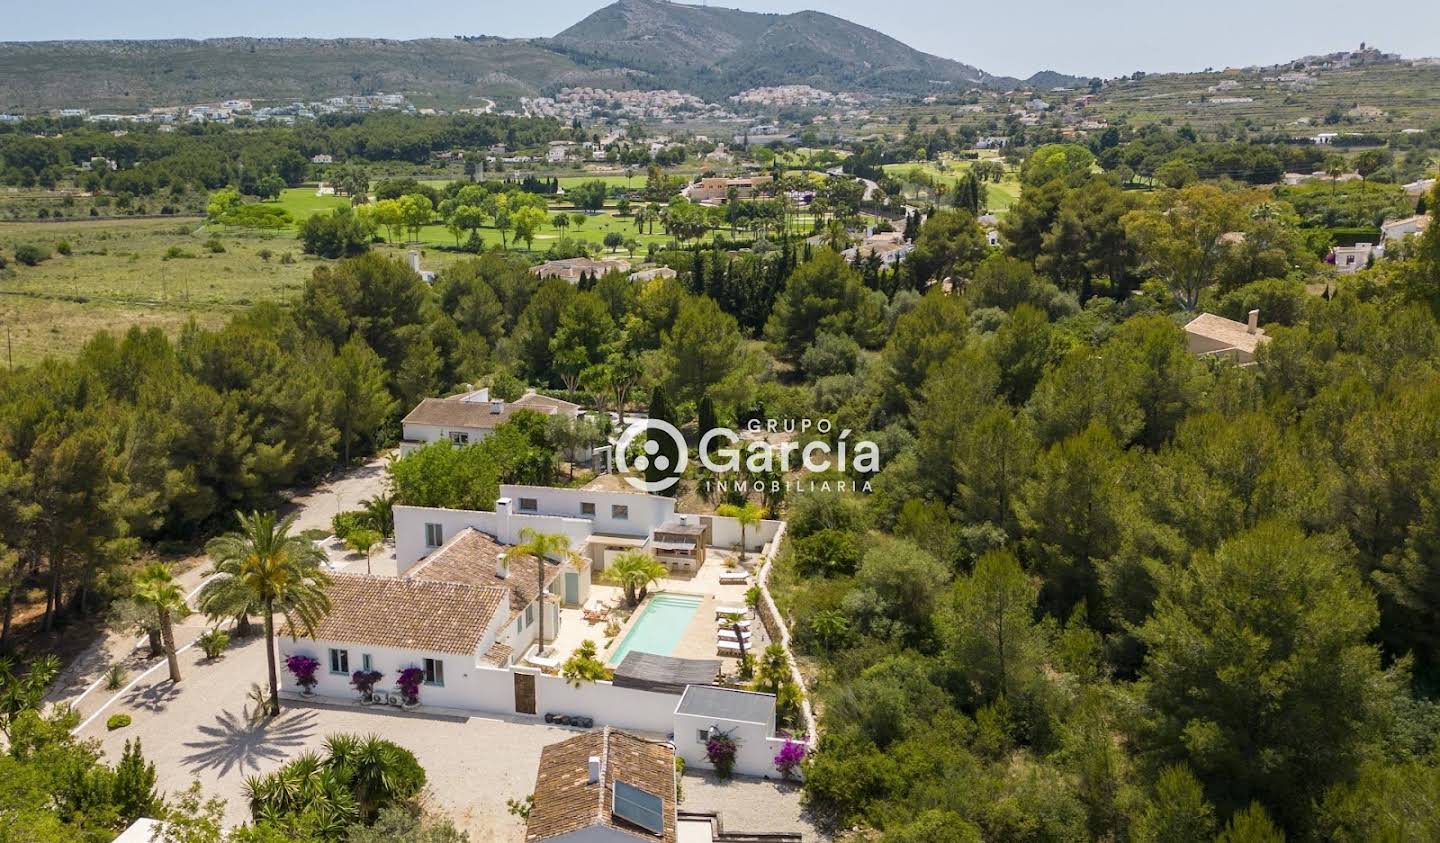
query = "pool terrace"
xmin=544 ymin=547 xmax=765 ymax=672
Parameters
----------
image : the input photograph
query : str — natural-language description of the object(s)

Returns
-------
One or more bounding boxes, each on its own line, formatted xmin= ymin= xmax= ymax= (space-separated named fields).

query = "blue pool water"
xmin=608 ymin=594 xmax=703 ymax=665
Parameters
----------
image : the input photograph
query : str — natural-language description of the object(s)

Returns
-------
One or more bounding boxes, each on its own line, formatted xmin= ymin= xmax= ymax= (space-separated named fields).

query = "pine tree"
xmin=112 ymin=739 xmax=160 ymax=823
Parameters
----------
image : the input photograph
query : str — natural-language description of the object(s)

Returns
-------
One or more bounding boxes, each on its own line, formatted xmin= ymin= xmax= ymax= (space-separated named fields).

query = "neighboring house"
xmin=673 ymin=685 xmax=781 ymax=778
xmin=533 ymin=257 xmax=634 ymax=282
xmin=1380 ymin=214 xmax=1431 ymax=252
xmin=1330 ymin=243 xmax=1374 ymax=273
xmin=399 ymin=389 xmax=583 ymax=455
xmin=628 ymin=266 xmax=678 ymax=282
xmin=1184 ymin=310 xmax=1269 ymax=364
xmin=526 ymin=727 xmax=677 ymax=842
xmin=684 ymin=176 xmax=773 ymax=203
xmin=1403 ymin=178 xmax=1436 ymax=198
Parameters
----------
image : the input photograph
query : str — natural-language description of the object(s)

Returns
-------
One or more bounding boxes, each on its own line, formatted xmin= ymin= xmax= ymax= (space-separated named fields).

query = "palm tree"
xmin=511 ymin=528 xmax=582 ymax=658
xmin=358 ymin=492 xmax=394 ymax=540
xmin=133 ymin=562 xmax=186 ymax=684
xmin=716 ymin=501 xmax=764 ymax=563
xmin=321 ymin=734 xmax=425 ymax=822
xmin=602 ymin=550 xmax=668 ymax=608
xmin=205 ymin=511 xmax=333 ymax=717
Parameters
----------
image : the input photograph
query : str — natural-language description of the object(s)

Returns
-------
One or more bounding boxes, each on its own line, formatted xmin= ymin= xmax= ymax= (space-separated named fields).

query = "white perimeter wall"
xmin=705 ymin=516 xmax=783 ymax=554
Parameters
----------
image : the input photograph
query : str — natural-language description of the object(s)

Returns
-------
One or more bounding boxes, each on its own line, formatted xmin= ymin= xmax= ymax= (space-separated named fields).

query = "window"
xmin=697 ymin=729 xmax=711 ymax=744
xmin=423 ymin=658 xmax=445 ymax=686
xmin=448 ymin=431 xmax=470 ymax=445
xmin=328 ymin=648 xmax=349 ymax=674
xmin=425 ymin=523 xmax=443 ymax=548
xmin=519 ymin=497 xmax=538 ymax=512
xmin=580 ymin=501 xmax=596 ymax=517
xmin=611 ymin=504 xmax=629 ymax=520
xmin=525 ymin=605 xmax=534 ymax=627
xmin=361 ymin=654 xmax=373 ymax=673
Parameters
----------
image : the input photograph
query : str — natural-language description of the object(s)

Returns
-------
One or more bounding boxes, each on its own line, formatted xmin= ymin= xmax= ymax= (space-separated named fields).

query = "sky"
xmin=6 ymin=0 xmax=1439 ymax=80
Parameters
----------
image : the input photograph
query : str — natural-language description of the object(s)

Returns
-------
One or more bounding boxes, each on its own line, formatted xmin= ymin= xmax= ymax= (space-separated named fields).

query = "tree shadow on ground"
xmin=181 ymin=708 xmax=317 ymax=778
xmin=122 ymin=678 xmax=183 ymax=713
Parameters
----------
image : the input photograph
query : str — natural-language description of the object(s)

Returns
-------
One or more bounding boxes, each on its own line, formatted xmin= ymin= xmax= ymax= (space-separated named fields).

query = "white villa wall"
xmin=529 ymin=671 xmax=681 ymax=734
xmin=501 ymin=484 xmax=674 ymax=538
xmin=279 ymin=640 xmax=498 ymax=710
xmin=705 ymin=516 xmax=783 ymax=554
xmin=399 ymin=423 xmax=494 ymax=456
xmin=393 ymin=505 xmax=592 ymax=572
xmin=672 ymin=711 xmax=778 ymax=778
xmin=278 ymin=637 xmax=679 ymax=733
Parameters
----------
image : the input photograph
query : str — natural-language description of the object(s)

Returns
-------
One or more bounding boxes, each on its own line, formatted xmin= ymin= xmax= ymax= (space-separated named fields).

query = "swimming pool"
xmin=608 ymin=593 xmax=703 ymax=665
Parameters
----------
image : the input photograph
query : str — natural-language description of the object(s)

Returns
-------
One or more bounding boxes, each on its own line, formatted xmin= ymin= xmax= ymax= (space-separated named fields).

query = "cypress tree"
xmin=646 ymin=386 xmax=680 ymax=496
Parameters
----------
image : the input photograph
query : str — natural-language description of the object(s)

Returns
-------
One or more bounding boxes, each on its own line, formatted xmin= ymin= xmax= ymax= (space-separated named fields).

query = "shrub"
xmin=331 ymin=509 xmax=365 ymax=540
xmin=285 ymin=654 xmax=320 ymax=692
xmin=162 ymin=245 xmax=194 ymax=260
xmin=199 ymin=628 xmax=230 ymax=660
xmin=257 ymin=248 xmax=274 ymax=262
xmin=773 ymin=739 xmax=808 ymax=780
xmin=14 ymin=243 xmax=51 ymax=265
xmin=106 ymin=714 xmax=132 ymax=731
xmin=350 ymin=669 xmax=384 ymax=698
xmin=204 ymin=237 xmax=226 ymax=253
xmin=55 ymin=239 xmax=72 ymax=255
xmin=396 ymin=667 xmax=424 ymax=703
xmin=705 ymin=733 xmax=739 ymax=778
xmin=106 ymin=664 xmax=126 ymax=690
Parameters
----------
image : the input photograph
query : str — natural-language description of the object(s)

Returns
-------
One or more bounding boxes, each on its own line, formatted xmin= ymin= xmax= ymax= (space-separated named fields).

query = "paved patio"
xmin=73 ymin=619 xmax=819 ymax=840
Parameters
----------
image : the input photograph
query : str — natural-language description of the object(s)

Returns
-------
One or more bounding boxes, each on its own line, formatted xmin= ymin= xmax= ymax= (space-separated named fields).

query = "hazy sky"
xmin=7 ymin=0 xmax=1439 ymax=79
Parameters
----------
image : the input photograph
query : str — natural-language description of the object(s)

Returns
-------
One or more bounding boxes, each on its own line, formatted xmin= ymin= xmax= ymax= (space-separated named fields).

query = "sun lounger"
xmin=716 ymin=642 xmax=747 ymax=657
xmin=719 ymin=570 xmax=750 ymax=585
xmin=718 ymin=628 xmax=752 ymax=643
xmin=714 ymin=602 xmax=748 ymax=618
xmin=716 ymin=618 xmax=752 ymax=630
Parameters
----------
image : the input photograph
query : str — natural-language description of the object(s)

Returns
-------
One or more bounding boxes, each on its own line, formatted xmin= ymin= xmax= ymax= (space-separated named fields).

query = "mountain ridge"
xmin=0 ymin=0 xmax=1084 ymax=111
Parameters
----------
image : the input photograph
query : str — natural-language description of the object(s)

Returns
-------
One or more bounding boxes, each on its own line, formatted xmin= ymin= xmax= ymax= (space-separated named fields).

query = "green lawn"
xmin=882 ymin=157 xmax=1023 ymax=214
xmin=274 ymin=188 xmax=351 ymax=221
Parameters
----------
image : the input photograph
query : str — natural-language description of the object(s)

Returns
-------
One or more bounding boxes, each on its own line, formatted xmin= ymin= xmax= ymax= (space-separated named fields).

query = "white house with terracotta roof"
xmin=1379 ymin=214 xmax=1431 ymax=253
xmin=399 ymin=388 xmax=583 ymax=455
xmin=526 ymin=727 xmax=678 ymax=842
xmin=1184 ymin=310 xmax=1269 ymax=364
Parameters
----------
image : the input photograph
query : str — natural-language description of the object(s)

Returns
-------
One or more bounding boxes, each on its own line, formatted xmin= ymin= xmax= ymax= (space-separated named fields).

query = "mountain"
xmin=544 ymin=0 xmax=1003 ymax=98
xmin=0 ymin=1 xmax=1073 ymax=111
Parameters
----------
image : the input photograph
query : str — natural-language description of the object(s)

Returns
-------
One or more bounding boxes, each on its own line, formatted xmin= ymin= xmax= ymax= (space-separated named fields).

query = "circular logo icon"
xmin=615 ymin=418 xmax=687 ymax=492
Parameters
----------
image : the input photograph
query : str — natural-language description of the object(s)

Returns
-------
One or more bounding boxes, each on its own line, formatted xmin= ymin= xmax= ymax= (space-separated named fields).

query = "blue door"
xmin=564 ymin=571 xmax=580 ymax=606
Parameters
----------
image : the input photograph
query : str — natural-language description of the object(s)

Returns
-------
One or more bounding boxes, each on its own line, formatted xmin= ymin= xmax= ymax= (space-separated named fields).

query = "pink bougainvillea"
xmin=773 ymin=739 xmax=807 ymax=780
xmin=285 ymin=655 xmax=320 ymax=692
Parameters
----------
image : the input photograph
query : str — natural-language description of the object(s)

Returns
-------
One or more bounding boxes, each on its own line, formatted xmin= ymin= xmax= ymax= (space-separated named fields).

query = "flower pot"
xmin=301 ymin=687 xmax=315 ymax=698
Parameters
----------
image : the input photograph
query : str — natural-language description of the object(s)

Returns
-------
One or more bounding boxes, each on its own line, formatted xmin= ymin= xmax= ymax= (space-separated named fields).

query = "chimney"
xmin=587 ymin=755 xmax=601 ymax=784
xmin=496 ymin=552 xmax=508 ymax=579
xmin=490 ymin=399 xmax=504 ymax=415
xmin=1247 ymin=309 xmax=1260 ymax=334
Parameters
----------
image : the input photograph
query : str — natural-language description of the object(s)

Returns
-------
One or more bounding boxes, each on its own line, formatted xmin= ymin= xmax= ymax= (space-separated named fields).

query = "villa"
xmin=532 ymin=257 xmax=634 ymax=282
xmin=1184 ymin=310 xmax=1269 ymax=364
xmin=277 ymin=485 xmax=799 ymax=777
xmin=400 ymin=388 xmax=584 ymax=455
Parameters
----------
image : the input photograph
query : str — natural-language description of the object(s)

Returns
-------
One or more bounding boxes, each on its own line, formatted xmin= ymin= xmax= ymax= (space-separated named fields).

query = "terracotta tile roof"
xmin=481 ymin=641 xmax=513 ymax=666
xmin=526 ymin=728 xmax=677 ymax=842
xmin=401 ymin=391 xmax=571 ymax=431
xmin=1184 ymin=312 xmax=1269 ymax=355
xmin=406 ymin=527 xmax=562 ymax=619
xmin=295 ymin=574 xmax=504 ymax=655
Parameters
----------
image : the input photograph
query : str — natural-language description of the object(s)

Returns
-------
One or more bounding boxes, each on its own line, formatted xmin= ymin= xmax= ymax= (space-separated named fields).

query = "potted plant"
xmin=285 ymin=654 xmax=320 ymax=696
xmin=705 ymin=732 xmax=739 ymax=779
xmin=350 ymin=669 xmax=384 ymax=704
xmin=396 ymin=666 xmax=424 ymax=707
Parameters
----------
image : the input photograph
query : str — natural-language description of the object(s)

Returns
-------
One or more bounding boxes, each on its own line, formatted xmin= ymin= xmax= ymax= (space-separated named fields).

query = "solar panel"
xmin=613 ymin=779 xmax=665 ymax=836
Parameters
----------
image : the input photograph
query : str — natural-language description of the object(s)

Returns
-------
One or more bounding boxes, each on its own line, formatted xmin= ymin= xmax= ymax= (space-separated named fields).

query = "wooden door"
xmin=513 ymin=671 xmax=537 ymax=715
